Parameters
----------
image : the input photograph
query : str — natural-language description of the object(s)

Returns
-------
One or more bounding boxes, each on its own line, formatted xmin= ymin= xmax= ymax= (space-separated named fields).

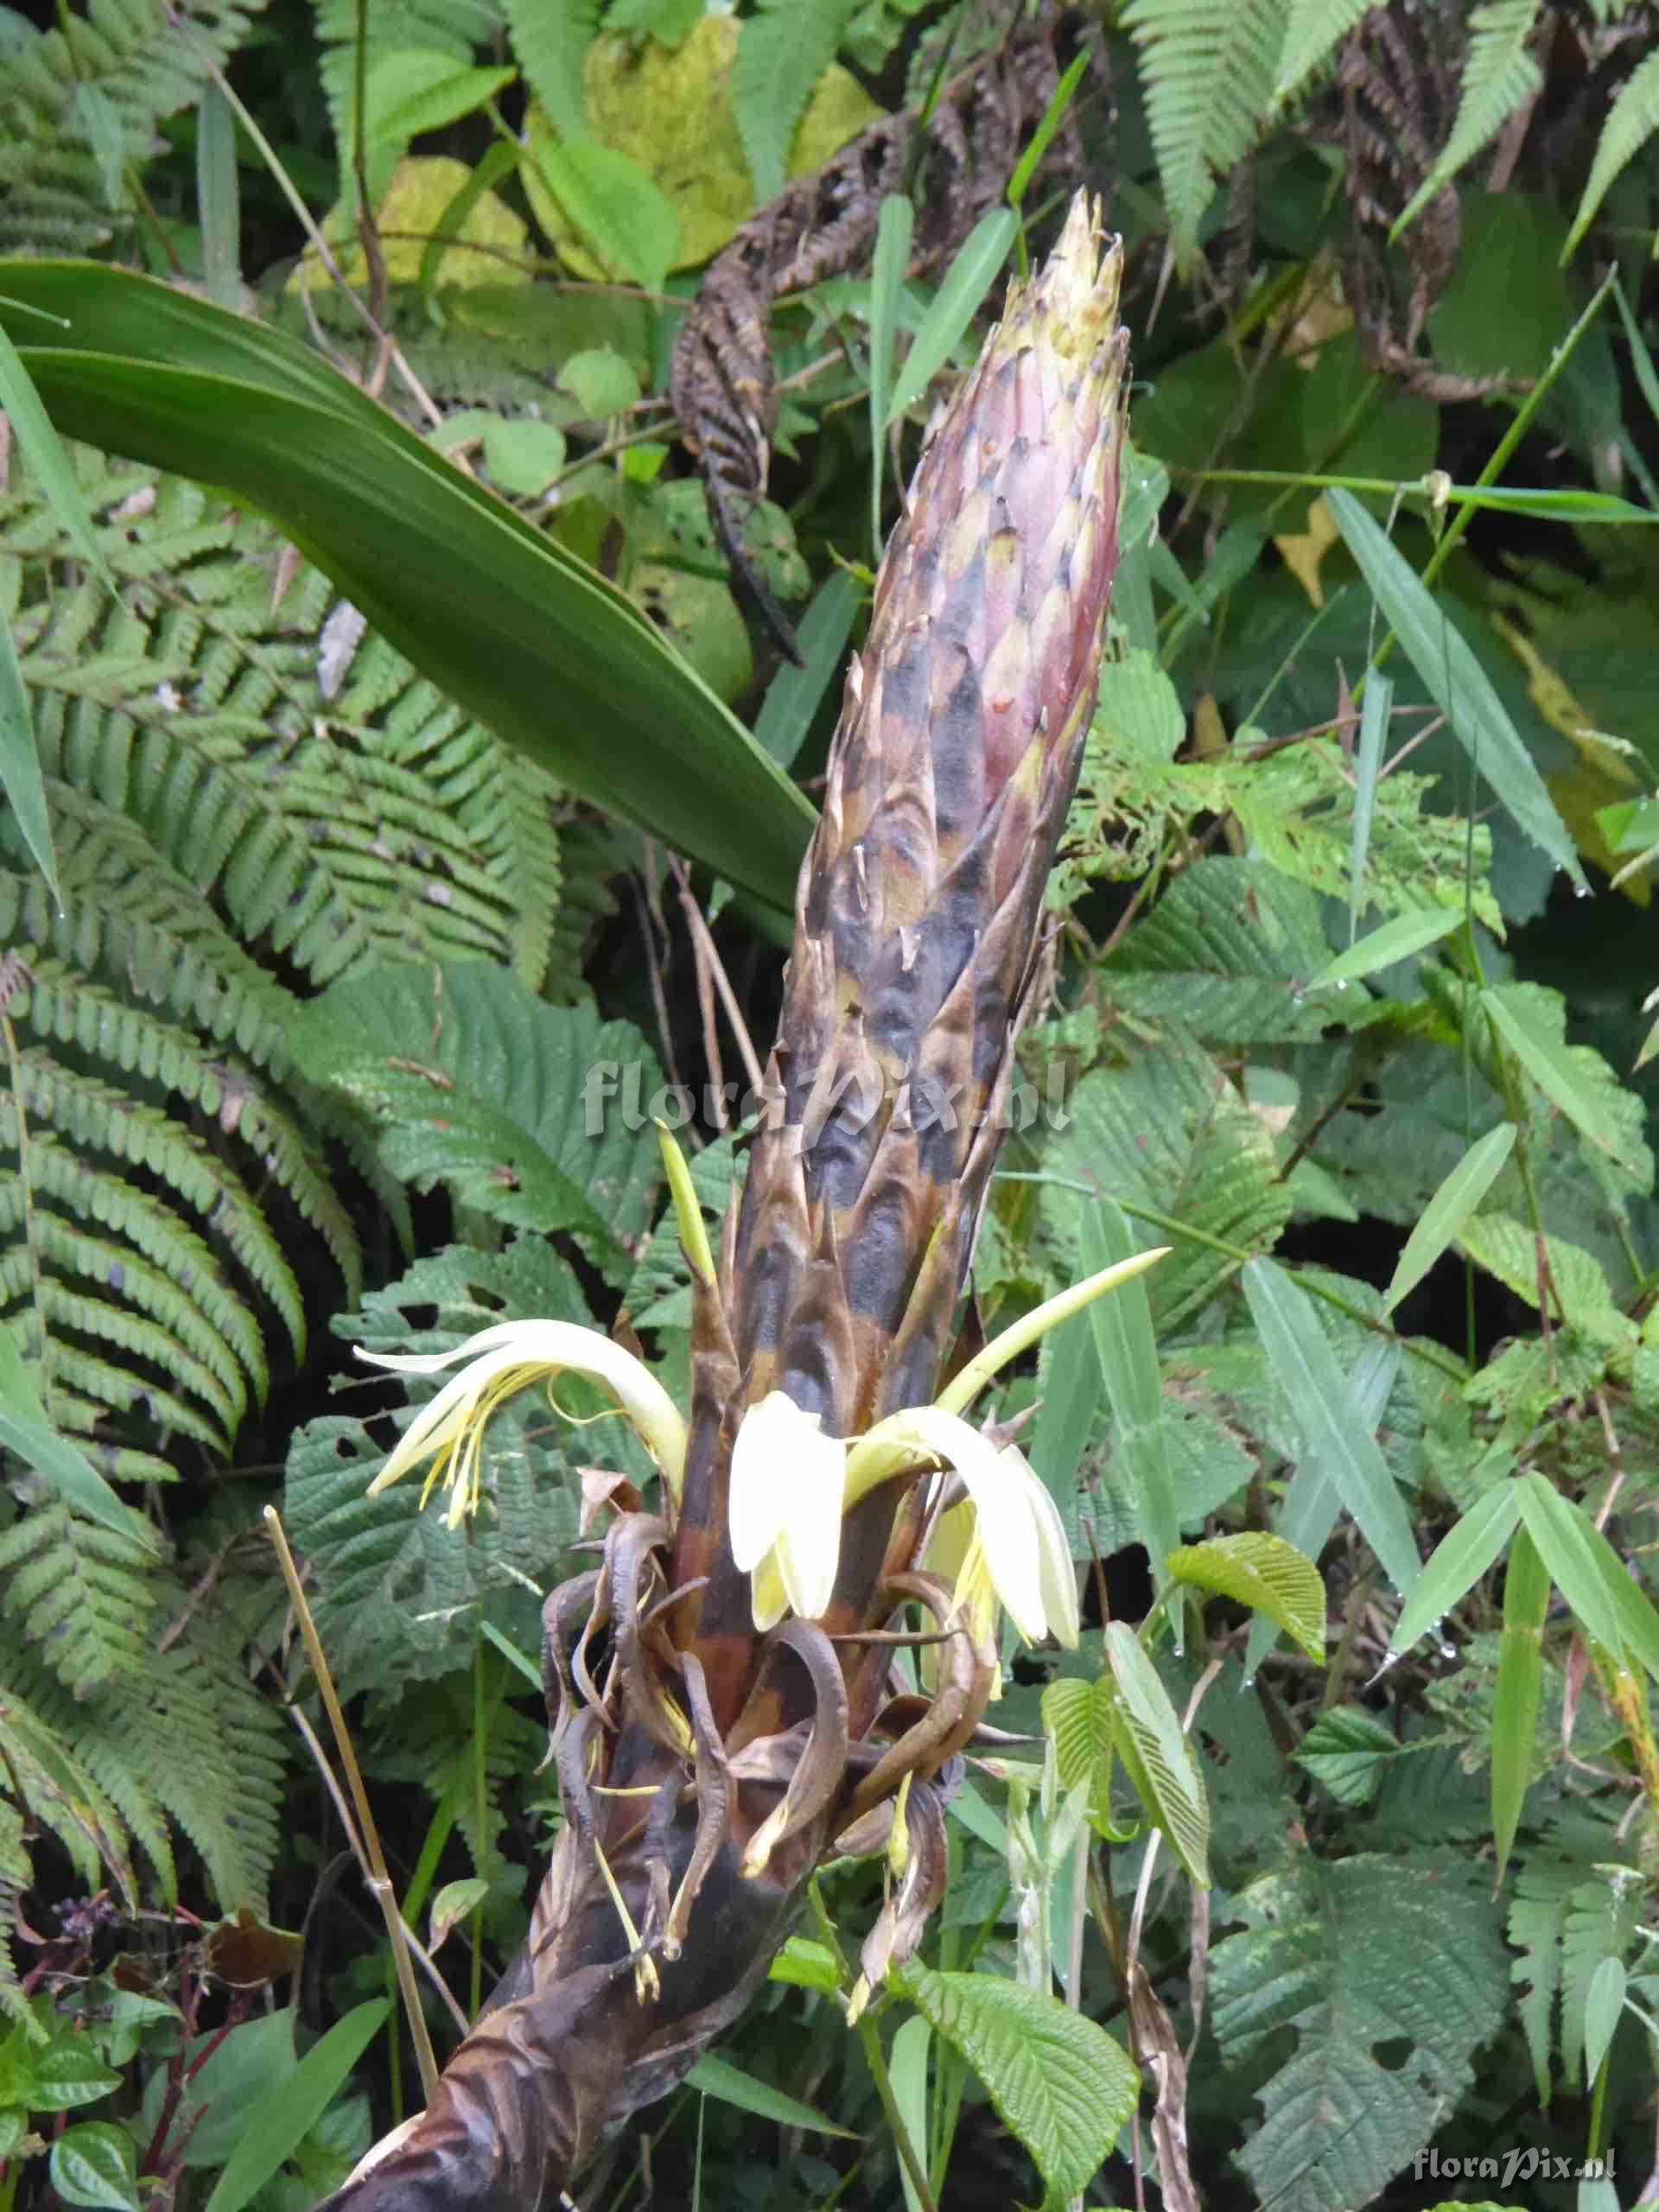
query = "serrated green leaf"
xmin=365 ymin=51 xmax=517 ymax=146
xmin=1294 ymin=1707 xmax=1404 ymax=1808
xmin=527 ymin=135 xmax=678 ymax=294
xmin=1383 ymin=1123 xmax=1516 ymax=1316
xmin=1326 ymin=489 xmax=1580 ymax=885
xmin=1242 ymin=1259 xmax=1421 ymax=1597
xmin=1103 ymin=1622 xmax=1210 ymax=1886
xmin=1168 ymin=1532 xmax=1325 ymax=1660
xmin=900 ymin=1967 xmax=1138 ymax=2208
xmin=1042 ymin=1674 xmax=1118 ymax=1838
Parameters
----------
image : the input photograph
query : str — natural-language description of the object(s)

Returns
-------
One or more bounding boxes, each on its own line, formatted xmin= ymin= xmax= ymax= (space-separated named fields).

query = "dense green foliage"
xmin=2 ymin=2 xmax=1659 ymax=2208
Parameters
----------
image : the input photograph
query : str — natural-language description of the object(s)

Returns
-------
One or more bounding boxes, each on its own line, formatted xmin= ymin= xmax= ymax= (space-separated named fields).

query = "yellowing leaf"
xmin=1274 ymin=492 xmax=1340 ymax=608
xmin=523 ymin=17 xmax=881 ymax=276
xmin=289 ymin=156 xmax=530 ymax=295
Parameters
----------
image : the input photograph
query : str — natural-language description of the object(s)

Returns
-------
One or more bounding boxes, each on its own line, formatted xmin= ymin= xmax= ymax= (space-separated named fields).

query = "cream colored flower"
xmin=728 ymin=1389 xmax=846 ymax=1624
xmin=357 ymin=1319 xmax=687 ymax=1526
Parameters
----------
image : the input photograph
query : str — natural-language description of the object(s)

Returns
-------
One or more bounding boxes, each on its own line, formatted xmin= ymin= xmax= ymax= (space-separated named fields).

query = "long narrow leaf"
xmin=1348 ymin=668 xmax=1390 ymax=938
xmin=1516 ymin=1473 xmax=1624 ymax=1660
xmin=1309 ymin=908 xmax=1459 ymax=990
xmin=1482 ymin=988 xmax=1637 ymax=1169
xmin=1382 ymin=1122 xmax=1516 ymax=1315
xmin=0 ymin=266 xmax=814 ymax=911
xmin=0 ymin=318 xmax=114 ymax=591
xmin=0 ymin=1322 xmax=154 ymax=1547
xmin=1242 ymin=1260 xmax=1420 ymax=1596
xmin=1327 ymin=488 xmax=1581 ymax=885
xmin=1104 ymin=1623 xmax=1210 ymax=1886
xmin=753 ymin=569 xmax=861 ymax=770
xmin=1082 ymin=1199 xmax=1175 ymax=1588
xmin=1491 ymin=1522 xmax=1548 ymax=1883
xmin=205 ymin=2001 xmax=391 ymax=2212
xmin=196 ymin=83 xmax=241 ymax=311
xmin=685 ymin=2055 xmax=853 ymax=2137
xmin=0 ymin=608 xmax=56 ymax=894
xmin=886 ymin=209 xmax=1017 ymax=427
xmin=868 ymin=194 xmax=915 ymax=550
xmin=1391 ymin=1480 xmax=1521 ymax=1652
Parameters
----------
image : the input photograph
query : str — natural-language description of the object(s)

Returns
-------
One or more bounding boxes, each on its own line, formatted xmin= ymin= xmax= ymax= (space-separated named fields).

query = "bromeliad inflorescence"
xmin=326 ymin=191 xmax=1142 ymax=2212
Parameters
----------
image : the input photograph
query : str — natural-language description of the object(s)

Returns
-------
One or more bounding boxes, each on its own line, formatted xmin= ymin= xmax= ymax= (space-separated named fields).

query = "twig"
xmin=668 ymin=857 xmax=766 ymax=1100
xmin=265 ymin=1507 xmax=442 ymax=2096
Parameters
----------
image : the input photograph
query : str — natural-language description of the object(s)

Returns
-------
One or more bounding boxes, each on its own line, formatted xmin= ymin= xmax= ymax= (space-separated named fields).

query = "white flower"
xmin=728 ymin=1390 xmax=847 ymax=1624
xmin=357 ymin=1319 xmax=687 ymax=1527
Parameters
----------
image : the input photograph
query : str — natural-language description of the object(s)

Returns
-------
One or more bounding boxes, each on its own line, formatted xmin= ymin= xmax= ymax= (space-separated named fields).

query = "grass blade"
xmin=0 ymin=607 xmax=56 ymax=895
xmin=0 ymin=1320 xmax=153 ymax=1546
xmin=204 ymin=2000 xmax=391 ymax=2212
xmin=1382 ymin=1122 xmax=1516 ymax=1315
xmin=1327 ymin=487 xmax=1581 ymax=886
xmin=1082 ymin=1199 xmax=1175 ymax=1588
xmin=1515 ymin=1472 xmax=1624 ymax=1659
xmin=1491 ymin=1521 xmax=1548 ymax=1884
xmin=868 ymin=193 xmax=915 ymax=552
xmin=886 ymin=208 xmax=1016 ymax=427
xmin=1347 ymin=668 xmax=1390 ymax=938
xmin=197 ymin=82 xmax=241 ymax=311
xmin=686 ymin=2055 xmax=854 ymax=2137
xmin=753 ymin=569 xmax=861 ymax=770
xmin=890 ymin=2016 xmax=932 ymax=2212
xmin=1007 ymin=46 xmax=1091 ymax=213
xmin=1242 ymin=1258 xmax=1420 ymax=1596
xmin=1309 ymin=908 xmax=1459 ymax=990
xmin=0 ymin=319 xmax=114 ymax=591
xmin=1481 ymin=988 xmax=1637 ymax=1170
xmin=1391 ymin=1480 xmax=1521 ymax=1652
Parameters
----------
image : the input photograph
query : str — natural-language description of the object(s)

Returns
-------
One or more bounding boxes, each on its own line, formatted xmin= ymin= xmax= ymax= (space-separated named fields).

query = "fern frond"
xmin=0 ymin=1801 xmax=29 ymax=2028
xmin=0 ymin=1136 xmax=267 ymax=1399
xmin=1564 ymin=46 xmax=1659 ymax=259
xmin=1122 ymin=0 xmax=1287 ymax=266
xmin=1271 ymin=0 xmax=1370 ymax=111
xmin=3 ymin=1054 xmax=307 ymax=1359
xmin=9 ymin=1626 xmax=289 ymax=1914
xmin=0 ymin=1502 xmax=159 ymax=1693
xmin=1393 ymin=0 xmax=1545 ymax=238
xmin=0 ymin=0 xmax=264 ymax=254
xmin=0 ymin=1678 xmax=137 ymax=1905
xmin=734 ymin=0 xmax=854 ymax=205
xmin=505 ymin=0 xmax=597 ymax=140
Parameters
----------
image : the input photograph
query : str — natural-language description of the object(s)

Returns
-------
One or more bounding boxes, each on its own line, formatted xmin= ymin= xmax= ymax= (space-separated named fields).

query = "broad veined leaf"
xmin=1103 ymin=1621 xmax=1210 ymax=1886
xmin=0 ymin=264 xmax=814 ymax=914
xmin=1326 ymin=488 xmax=1580 ymax=886
xmin=1042 ymin=1674 xmax=1120 ymax=1838
xmin=1168 ymin=1532 xmax=1325 ymax=1661
xmin=900 ymin=1967 xmax=1139 ymax=2208
xmin=1294 ymin=1707 xmax=1407 ymax=1808
xmin=48 ymin=2123 xmax=139 ymax=2212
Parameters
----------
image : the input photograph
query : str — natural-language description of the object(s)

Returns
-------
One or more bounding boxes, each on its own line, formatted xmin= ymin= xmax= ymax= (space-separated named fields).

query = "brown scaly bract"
xmin=317 ymin=196 xmax=1128 ymax=2212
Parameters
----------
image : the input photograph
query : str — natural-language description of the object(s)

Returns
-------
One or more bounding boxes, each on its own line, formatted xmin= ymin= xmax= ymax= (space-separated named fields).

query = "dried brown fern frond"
xmin=316 ymin=195 xmax=1141 ymax=2212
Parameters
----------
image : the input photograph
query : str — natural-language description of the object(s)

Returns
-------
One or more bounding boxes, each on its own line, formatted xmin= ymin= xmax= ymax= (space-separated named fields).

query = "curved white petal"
xmin=730 ymin=1392 xmax=847 ymax=1621
xmin=751 ymin=1549 xmax=790 ymax=1632
xmin=996 ymin=1446 xmax=1080 ymax=1648
xmin=356 ymin=1319 xmax=687 ymax=1501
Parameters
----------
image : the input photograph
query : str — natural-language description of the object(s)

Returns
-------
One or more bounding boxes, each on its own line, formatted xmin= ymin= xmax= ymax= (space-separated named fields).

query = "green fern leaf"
xmin=0 ymin=1500 xmax=158 ymax=1693
xmin=1393 ymin=0 xmax=1545 ymax=238
xmin=1563 ymin=46 xmax=1659 ymax=259
xmin=1212 ymin=1853 xmax=1509 ymax=2211
xmin=10 ymin=1626 xmax=289 ymax=1914
xmin=0 ymin=0 xmax=264 ymax=255
xmin=734 ymin=0 xmax=855 ymax=205
xmin=1121 ymin=0 xmax=1286 ymax=266
xmin=505 ymin=0 xmax=598 ymax=140
xmin=1271 ymin=0 xmax=1370 ymax=110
